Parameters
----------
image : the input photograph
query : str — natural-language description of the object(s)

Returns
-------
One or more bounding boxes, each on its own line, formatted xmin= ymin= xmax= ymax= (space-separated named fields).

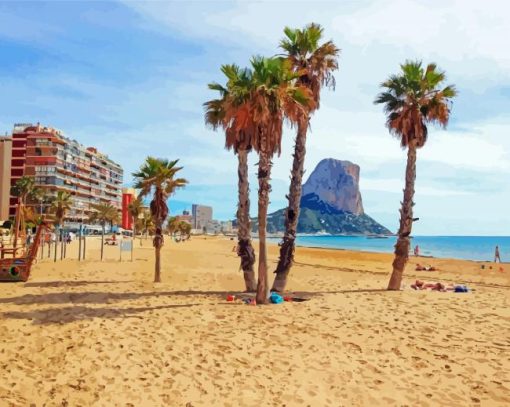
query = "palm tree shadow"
xmin=23 ymin=280 xmax=134 ymax=288
xmin=0 ymin=288 xmax=390 ymax=307
xmin=0 ymin=290 xmax=249 ymax=306
xmin=2 ymin=304 xmax=198 ymax=325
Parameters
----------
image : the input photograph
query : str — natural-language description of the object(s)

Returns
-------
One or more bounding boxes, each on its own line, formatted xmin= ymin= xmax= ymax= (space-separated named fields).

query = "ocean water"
xmin=268 ymin=235 xmax=510 ymax=262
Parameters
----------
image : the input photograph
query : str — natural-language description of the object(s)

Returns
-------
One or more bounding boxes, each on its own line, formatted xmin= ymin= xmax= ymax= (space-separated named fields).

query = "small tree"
xmin=127 ymin=197 xmax=142 ymax=243
xmin=133 ymin=157 xmax=187 ymax=283
xmin=89 ymin=202 xmax=119 ymax=261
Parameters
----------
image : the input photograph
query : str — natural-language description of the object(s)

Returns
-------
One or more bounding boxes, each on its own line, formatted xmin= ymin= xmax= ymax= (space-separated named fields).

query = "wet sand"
xmin=1 ymin=236 xmax=509 ymax=406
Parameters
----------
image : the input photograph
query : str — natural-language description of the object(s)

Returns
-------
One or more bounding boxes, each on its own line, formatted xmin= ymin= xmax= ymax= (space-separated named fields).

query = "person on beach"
xmin=494 ymin=245 xmax=501 ymax=263
xmin=414 ymin=245 xmax=420 ymax=256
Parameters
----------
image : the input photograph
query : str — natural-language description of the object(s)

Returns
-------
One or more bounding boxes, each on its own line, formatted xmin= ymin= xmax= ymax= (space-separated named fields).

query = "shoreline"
xmin=262 ymin=235 xmax=509 ymax=263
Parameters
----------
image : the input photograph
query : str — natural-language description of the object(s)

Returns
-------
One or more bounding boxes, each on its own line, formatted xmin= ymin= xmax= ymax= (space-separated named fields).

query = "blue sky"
xmin=1 ymin=0 xmax=509 ymax=235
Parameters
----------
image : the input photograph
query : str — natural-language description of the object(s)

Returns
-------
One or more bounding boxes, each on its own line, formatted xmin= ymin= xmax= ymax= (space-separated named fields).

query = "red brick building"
xmin=8 ymin=123 xmax=123 ymax=222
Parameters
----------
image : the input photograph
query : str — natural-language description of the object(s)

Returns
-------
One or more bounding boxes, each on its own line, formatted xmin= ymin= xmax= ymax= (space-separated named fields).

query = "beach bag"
xmin=454 ymin=285 xmax=469 ymax=293
xmin=269 ymin=292 xmax=284 ymax=304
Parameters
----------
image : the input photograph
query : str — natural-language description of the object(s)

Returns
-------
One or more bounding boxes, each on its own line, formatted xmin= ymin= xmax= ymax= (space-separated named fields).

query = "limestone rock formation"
xmin=255 ymin=158 xmax=392 ymax=235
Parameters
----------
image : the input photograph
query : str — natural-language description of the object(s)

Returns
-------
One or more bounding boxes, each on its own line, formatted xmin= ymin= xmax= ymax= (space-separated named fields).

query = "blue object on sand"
xmin=270 ymin=292 xmax=284 ymax=304
xmin=454 ymin=285 xmax=469 ymax=293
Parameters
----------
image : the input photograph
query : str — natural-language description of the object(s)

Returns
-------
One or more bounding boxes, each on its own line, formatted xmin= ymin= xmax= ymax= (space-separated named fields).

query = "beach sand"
xmin=1 ymin=236 xmax=509 ymax=406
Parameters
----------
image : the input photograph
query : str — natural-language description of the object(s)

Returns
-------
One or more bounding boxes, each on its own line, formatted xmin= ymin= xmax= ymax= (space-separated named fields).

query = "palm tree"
xmin=139 ymin=210 xmax=154 ymax=245
xmin=50 ymin=191 xmax=73 ymax=227
xmin=10 ymin=176 xmax=36 ymax=205
xmin=248 ymin=56 xmax=313 ymax=303
xmin=88 ymin=202 xmax=119 ymax=261
xmin=374 ymin=60 xmax=456 ymax=290
xmin=178 ymin=221 xmax=191 ymax=240
xmin=28 ymin=187 xmax=51 ymax=217
xmin=49 ymin=190 xmax=73 ymax=260
xmin=133 ymin=157 xmax=187 ymax=283
xmin=204 ymin=64 xmax=257 ymax=292
xmin=127 ymin=197 xmax=142 ymax=244
xmin=272 ymin=24 xmax=340 ymax=292
xmin=166 ymin=216 xmax=179 ymax=236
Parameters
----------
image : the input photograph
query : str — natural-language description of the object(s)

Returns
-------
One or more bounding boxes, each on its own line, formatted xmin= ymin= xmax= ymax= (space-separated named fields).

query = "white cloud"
xmin=360 ymin=178 xmax=472 ymax=197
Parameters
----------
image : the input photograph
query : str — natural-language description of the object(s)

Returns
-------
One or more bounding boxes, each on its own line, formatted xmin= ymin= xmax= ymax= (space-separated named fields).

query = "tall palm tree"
xmin=127 ymin=197 xmax=142 ymax=244
xmin=374 ymin=60 xmax=456 ymax=290
xmin=204 ymin=64 xmax=257 ymax=292
xmin=133 ymin=157 xmax=187 ymax=283
xmin=88 ymin=202 xmax=119 ymax=261
xmin=273 ymin=23 xmax=340 ymax=292
xmin=248 ymin=56 xmax=314 ymax=303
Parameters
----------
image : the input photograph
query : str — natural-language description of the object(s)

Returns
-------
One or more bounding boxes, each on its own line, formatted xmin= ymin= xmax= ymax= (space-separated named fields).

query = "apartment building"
xmin=0 ymin=135 xmax=12 ymax=220
xmin=8 ymin=123 xmax=123 ymax=222
xmin=191 ymin=204 xmax=212 ymax=230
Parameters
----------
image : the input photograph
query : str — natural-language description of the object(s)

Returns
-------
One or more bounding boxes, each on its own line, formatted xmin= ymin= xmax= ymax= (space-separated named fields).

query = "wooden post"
xmin=83 ymin=235 xmax=86 ymax=260
xmin=78 ymin=224 xmax=82 ymax=261
xmin=60 ymin=229 xmax=64 ymax=260
xmin=40 ymin=230 xmax=45 ymax=260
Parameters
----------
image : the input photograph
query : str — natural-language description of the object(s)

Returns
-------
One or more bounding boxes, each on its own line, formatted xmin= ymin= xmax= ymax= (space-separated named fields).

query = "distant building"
xmin=192 ymin=204 xmax=212 ymax=230
xmin=0 ymin=135 xmax=12 ymax=220
xmin=220 ymin=220 xmax=233 ymax=233
xmin=121 ymin=188 xmax=136 ymax=230
xmin=205 ymin=220 xmax=221 ymax=234
xmin=7 ymin=123 xmax=123 ymax=222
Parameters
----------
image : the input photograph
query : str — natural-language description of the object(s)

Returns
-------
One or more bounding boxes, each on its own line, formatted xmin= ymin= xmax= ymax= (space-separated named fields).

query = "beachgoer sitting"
xmin=411 ymin=279 xmax=455 ymax=292
xmin=415 ymin=264 xmax=436 ymax=271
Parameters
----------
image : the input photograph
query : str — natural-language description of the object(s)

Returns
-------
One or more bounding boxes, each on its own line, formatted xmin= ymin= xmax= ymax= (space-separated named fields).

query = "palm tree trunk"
xmin=272 ymin=119 xmax=308 ymax=292
xmin=237 ymin=149 xmax=256 ymax=292
xmin=154 ymin=223 xmax=163 ymax=283
xmin=388 ymin=143 xmax=417 ymax=290
xmin=100 ymin=225 xmax=105 ymax=261
xmin=256 ymin=150 xmax=272 ymax=304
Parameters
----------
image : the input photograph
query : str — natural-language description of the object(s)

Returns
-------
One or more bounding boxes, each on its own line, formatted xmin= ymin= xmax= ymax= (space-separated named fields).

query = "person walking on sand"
xmin=494 ymin=245 xmax=502 ymax=263
xmin=414 ymin=245 xmax=420 ymax=256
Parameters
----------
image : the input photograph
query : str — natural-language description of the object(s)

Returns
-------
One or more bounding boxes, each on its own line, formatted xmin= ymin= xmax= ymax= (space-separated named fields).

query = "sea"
xmin=267 ymin=235 xmax=510 ymax=262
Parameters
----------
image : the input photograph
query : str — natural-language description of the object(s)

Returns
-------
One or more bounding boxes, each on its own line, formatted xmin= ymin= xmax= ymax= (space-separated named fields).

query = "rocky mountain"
xmin=254 ymin=158 xmax=391 ymax=235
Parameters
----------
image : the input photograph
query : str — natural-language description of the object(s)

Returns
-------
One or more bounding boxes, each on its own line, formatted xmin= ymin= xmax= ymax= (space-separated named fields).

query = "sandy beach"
xmin=1 ymin=236 xmax=509 ymax=406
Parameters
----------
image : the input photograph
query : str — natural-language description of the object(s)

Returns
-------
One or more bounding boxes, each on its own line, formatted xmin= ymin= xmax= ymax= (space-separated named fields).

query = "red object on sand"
xmin=226 ymin=295 xmax=235 ymax=302
xmin=283 ymin=296 xmax=293 ymax=302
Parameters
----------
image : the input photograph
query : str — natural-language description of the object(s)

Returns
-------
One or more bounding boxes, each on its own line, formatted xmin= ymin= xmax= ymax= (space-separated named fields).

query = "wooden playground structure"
xmin=0 ymin=199 xmax=50 ymax=282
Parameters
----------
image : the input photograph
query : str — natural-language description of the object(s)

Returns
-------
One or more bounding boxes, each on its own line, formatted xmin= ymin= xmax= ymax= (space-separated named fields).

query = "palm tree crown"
xmin=88 ymin=202 xmax=119 ymax=227
xmin=374 ymin=60 xmax=457 ymax=148
xmin=133 ymin=158 xmax=188 ymax=226
xmin=280 ymin=23 xmax=340 ymax=109
xmin=204 ymin=64 xmax=254 ymax=153
xmin=49 ymin=191 xmax=73 ymax=226
xmin=11 ymin=176 xmax=36 ymax=204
